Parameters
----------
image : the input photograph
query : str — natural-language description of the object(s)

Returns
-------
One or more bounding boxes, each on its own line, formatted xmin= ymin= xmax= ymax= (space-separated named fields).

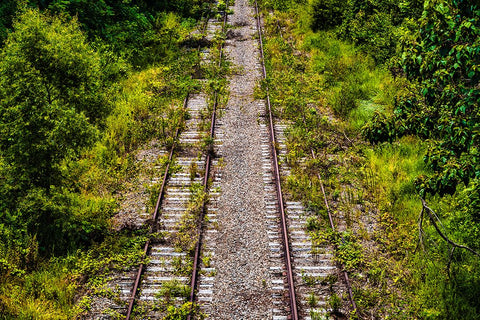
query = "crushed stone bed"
xmin=204 ymin=0 xmax=276 ymax=318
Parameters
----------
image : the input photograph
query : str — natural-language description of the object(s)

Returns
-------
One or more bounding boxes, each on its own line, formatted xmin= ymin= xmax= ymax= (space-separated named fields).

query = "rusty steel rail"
xmin=186 ymin=91 xmax=218 ymax=320
xmin=125 ymin=96 xmax=188 ymax=320
xmin=186 ymin=10 xmax=228 ymax=320
xmin=311 ymin=149 xmax=357 ymax=314
xmin=254 ymin=1 xmax=299 ymax=319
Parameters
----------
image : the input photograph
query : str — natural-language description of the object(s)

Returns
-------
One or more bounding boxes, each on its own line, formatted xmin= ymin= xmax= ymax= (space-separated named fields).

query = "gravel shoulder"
xmin=208 ymin=0 xmax=274 ymax=318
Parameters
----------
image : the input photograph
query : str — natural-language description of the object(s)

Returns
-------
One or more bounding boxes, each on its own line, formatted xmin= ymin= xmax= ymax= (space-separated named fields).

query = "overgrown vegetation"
xmin=0 ymin=0 xmax=213 ymax=317
xmin=2 ymin=0 xmax=479 ymax=317
xmin=260 ymin=0 xmax=479 ymax=318
xmin=131 ymin=5 xmax=230 ymax=317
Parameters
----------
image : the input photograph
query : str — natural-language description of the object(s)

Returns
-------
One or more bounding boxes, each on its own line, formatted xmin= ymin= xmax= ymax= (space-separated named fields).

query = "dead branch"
xmin=420 ymin=197 xmax=480 ymax=257
xmin=446 ymin=246 xmax=456 ymax=276
xmin=415 ymin=205 xmax=425 ymax=253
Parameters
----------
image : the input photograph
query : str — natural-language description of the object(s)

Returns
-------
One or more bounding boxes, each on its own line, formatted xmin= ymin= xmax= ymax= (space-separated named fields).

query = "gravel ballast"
xmin=207 ymin=0 xmax=276 ymax=318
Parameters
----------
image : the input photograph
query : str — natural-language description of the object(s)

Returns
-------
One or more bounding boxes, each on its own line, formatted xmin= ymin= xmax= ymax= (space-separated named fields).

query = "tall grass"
xmin=0 ymin=258 xmax=77 ymax=319
xmin=363 ymin=136 xmax=427 ymax=222
xmin=302 ymin=31 xmax=393 ymax=120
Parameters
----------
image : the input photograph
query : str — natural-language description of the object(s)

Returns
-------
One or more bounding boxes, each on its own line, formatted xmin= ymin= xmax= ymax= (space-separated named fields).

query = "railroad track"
xmin=83 ymin=8 xmax=227 ymax=319
xmin=253 ymin=1 xmax=357 ymax=319
xmin=121 ymin=12 xmax=227 ymax=319
xmin=192 ymin=0 xmax=350 ymax=318
xmin=176 ymin=0 xmax=353 ymax=318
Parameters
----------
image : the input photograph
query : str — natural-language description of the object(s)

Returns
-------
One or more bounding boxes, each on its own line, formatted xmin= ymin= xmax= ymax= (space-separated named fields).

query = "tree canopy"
xmin=0 ymin=9 xmax=109 ymax=257
xmin=0 ymin=9 xmax=106 ymax=190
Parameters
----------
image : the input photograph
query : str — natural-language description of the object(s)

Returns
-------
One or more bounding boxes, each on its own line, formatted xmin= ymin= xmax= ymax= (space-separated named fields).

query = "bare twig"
xmin=420 ymin=197 xmax=480 ymax=257
xmin=414 ymin=205 xmax=425 ymax=254
xmin=446 ymin=246 xmax=456 ymax=277
xmin=342 ymin=130 xmax=353 ymax=145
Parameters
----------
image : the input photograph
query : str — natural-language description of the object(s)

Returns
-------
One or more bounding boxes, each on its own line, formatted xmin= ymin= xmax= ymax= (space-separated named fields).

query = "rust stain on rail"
xmin=125 ymin=96 xmax=188 ymax=320
xmin=253 ymin=1 xmax=299 ymax=319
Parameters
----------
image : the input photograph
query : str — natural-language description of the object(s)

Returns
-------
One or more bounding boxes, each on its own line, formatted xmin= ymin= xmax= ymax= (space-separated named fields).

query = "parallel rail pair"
xmin=125 ymin=11 xmax=227 ymax=320
xmin=253 ymin=0 xmax=357 ymax=318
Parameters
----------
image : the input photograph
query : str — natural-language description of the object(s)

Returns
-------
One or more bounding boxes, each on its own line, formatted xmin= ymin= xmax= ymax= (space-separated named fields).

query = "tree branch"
xmin=420 ymin=197 xmax=480 ymax=257
xmin=415 ymin=205 xmax=425 ymax=254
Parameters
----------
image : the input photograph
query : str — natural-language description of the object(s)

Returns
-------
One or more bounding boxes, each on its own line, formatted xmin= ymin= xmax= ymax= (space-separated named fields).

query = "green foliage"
xmin=0 ymin=0 xmax=207 ymax=66
xmin=334 ymin=233 xmax=364 ymax=271
xmin=261 ymin=0 xmax=305 ymax=11
xmin=360 ymin=1 xmax=480 ymax=314
xmin=363 ymin=0 xmax=480 ymax=198
xmin=327 ymin=292 xmax=342 ymax=312
xmin=0 ymin=8 xmax=106 ymax=163
xmin=103 ymin=65 xmax=193 ymax=158
xmin=309 ymin=0 xmax=424 ymax=63
xmin=309 ymin=0 xmax=346 ymax=31
xmin=0 ymin=9 xmax=111 ymax=255
xmin=173 ymin=183 xmax=207 ymax=253
xmin=163 ymin=302 xmax=204 ymax=320
xmin=307 ymin=292 xmax=318 ymax=308
xmin=155 ymin=279 xmax=189 ymax=301
xmin=0 ymin=0 xmax=207 ymax=318
xmin=135 ymin=0 xmax=212 ymax=18
xmin=46 ymin=0 xmax=155 ymax=65
xmin=339 ymin=0 xmax=400 ymax=63
xmin=0 ymin=256 xmax=79 ymax=318
xmin=303 ymin=31 xmax=384 ymax=118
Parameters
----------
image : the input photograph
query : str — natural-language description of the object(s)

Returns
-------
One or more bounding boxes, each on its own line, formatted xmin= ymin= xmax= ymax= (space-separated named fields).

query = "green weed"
xmin=307 ymin=292 xmax=318 ymax=308
xmin=155 ymin=279 xmax=190 ymax=301
xmin=327 ymin=292 xmax=342 ymax=312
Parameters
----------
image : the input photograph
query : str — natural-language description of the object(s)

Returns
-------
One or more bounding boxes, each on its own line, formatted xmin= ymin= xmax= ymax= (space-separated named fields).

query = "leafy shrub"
xmin=318 ymin=0 xmax=424 ymax=64
xmin=335 ymin=232 xmax=363 ymax=271
xmin=163 ymin=302 xmax=204 ymax=320
xmin=327 ymin=292 xmax=342 ymax=312
xmin=262 ymin=0 xmax=304 ymax=11
xmin=364 ymin=0 xmax=480 ymax=197
xmin=309 ymin=0 xmax=346 ymax=31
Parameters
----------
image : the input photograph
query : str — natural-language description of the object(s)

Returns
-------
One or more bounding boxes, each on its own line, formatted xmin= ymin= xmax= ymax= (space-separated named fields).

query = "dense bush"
xmin=363 ymin=0 xmax=480 ymax=198
xmin=309 ymin=0 xmax=346 ymax=31
xmin=135 ymin=0 xmax=212 ymax=18
xmin=308 ymin=0 xmax=424 ymax=64
xmin=47 ymin=0 xmax=155 ymax=63
xmin=0 ymin=9 xmax=111 ymax=259
xmin=0 ymin=0 xmax=213 ymax=66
